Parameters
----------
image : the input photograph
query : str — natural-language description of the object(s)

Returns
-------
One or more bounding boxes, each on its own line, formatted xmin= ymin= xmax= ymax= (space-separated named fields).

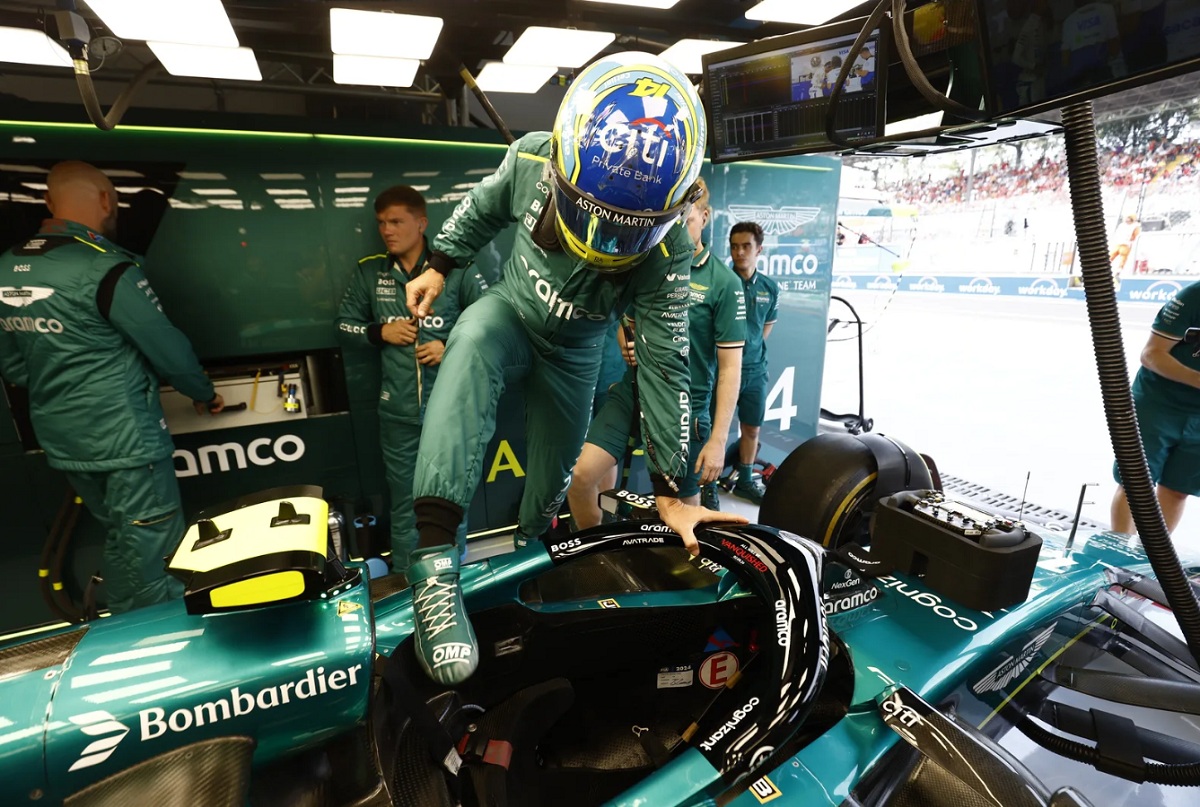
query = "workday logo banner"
xmin=1126 ymin=280 xmax=1181 ymax=304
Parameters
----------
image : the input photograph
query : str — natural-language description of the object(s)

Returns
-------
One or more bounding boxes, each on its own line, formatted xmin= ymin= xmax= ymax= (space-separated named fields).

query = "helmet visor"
xmin=551 ymin=165 xmax=700 ymax=268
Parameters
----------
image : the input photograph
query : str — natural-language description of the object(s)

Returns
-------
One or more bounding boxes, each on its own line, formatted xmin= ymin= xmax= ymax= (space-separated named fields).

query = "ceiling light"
xmin=476 ymin=62 xmax=556 ymax=94
xmin=148 ymin=43 xmax=261 ymax=81
xmin=0 ymin=164 xmax=49 ymax=174
xmin=266 ymin=188 xmax=308 ymax=196
xmin=333 ymin=54 xmax=420 ymax=88
xmin=192 ymin=188 xmax=237 ymax=196
xmin=745 ymin=0 xmax=864 ymax=26
xmin=179 ymin=171 xmax=226 ymax=180
xmin=261 ymin=173 xmax=304 ymax=180
xmin=336 ymin=172 xmax=373 ymax=179
xmin=83 ymin=0 xmax=238 ymax=47
xmin=329 ymin=8 xmax=443 ymax=60
xmin=0 ymin=27 xmax=73 ymax=68
xmin=403 ymin=171 xmax=439 ymax=178
xmin=504 ymin=27 xmax=615 ymax=69
xmin=659 ymin=39 xmax=742 ymax=75
xmin=409 ymin=185 xmax=431 ymax=192
xmin=579 ymin=0 xmax=681 ymax=7
xmin=335 ymin=187 xmax=370 ymax=194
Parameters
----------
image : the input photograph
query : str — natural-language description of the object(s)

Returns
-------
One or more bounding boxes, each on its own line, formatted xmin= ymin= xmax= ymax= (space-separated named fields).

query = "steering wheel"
xmin=546 ymin=519 xmax=830 ymax=790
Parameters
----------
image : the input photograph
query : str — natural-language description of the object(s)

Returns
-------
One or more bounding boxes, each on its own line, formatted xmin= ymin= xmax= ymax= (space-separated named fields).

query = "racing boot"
xmin=732 ymin=464 xmax=767 ymax=505
xmin=700 ymin=482 xmax=721 ymax=511
xmin=408 ymin=545 xmax=478 ymax=686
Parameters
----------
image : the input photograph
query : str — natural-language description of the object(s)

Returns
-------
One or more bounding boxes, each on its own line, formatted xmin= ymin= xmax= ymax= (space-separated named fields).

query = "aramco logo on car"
xmin=173 ymin=434 xmax=306 ymax=477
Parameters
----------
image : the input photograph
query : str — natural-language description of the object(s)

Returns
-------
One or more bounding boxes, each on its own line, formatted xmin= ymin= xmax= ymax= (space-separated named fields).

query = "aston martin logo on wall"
xmin=727 ymin=205 xmax=822 ymax=237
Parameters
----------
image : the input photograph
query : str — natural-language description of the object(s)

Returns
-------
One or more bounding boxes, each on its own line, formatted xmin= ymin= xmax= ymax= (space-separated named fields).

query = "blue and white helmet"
xmin=551 ymin=51 xmax=707 ymax=272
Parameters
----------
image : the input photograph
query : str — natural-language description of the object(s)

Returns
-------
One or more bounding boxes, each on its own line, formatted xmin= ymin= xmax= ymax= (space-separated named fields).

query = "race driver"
xmin=401 ymin=52 xmax=747 ymax=685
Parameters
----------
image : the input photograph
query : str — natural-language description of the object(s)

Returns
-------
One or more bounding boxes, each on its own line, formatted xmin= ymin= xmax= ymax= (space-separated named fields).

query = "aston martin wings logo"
xmin=0 ymin=286 xmax=55 ymax=307
xmin=971 ymin=622 xmax=1058 ymax=695
xmin=68 ymin=711 xmax=130 ymax=771
xmin=727 ymin=205 xmax=821 ymax=237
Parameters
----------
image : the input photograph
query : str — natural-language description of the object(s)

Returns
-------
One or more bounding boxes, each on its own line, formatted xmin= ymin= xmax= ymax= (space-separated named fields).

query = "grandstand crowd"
xmin=882 ymin=137 xmax=1199 ymax=207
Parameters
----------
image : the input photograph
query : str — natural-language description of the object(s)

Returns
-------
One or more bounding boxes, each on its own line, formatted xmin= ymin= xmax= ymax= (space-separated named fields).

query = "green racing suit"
xmin=415 ymin=131 xmax=694 ymax=544
xmin=335 ymin=241 xmax=487 ymax=569
xmin=0 ymin=219 xmax=215 ymax=612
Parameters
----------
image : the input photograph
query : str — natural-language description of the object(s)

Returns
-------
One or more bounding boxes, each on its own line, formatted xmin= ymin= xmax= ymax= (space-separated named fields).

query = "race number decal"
xmin=764 ymin=366 xmax=798 ymax=432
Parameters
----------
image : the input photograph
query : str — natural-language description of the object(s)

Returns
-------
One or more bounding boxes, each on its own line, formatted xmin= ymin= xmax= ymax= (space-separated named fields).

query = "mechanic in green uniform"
xmin=401 ymin=53 xmax=746 ymax=685
xmin=0 ymin=161 xmax=223 ymax=613
xmin=568 ymin=177 xmax=745 ymax=526
xmin=723 ymin=221 xmax=779 ymax=505
xmin=335 ymin=185 xmax=487 ymax=573
xmin=1111 ymin=279 xmax=1200 ymax=534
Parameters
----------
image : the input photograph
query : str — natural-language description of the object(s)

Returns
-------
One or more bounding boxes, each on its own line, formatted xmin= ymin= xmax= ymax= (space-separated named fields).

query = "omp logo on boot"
xmin=432 ymin=643 xmax=473 ymax=669
xmin=69 ymin=665 xmax=363 ymax=771
xmin=0 ymin=286 xmax=54 ymax=307
xmin=68 ymin=711 xmax=130 ymax=771
xmin=173 ymin=435 xmax=305 ymax=478
xmin=727 ymin=204 xmax=820 ymax=237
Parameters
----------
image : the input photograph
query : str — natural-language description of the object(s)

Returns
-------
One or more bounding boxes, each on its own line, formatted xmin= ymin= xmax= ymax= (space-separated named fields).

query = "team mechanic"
xmin=336 ymin=185 xmax=487 ymax=573
xmin=400 ymin=53 xmax=747 ymax=685
xmin=567 ymin=176 xmax=746 ymax=527
xmin=722 ymin=221 xmax=779 ymax=505
xmin=0 ymin=161 xmax=223 ymax=613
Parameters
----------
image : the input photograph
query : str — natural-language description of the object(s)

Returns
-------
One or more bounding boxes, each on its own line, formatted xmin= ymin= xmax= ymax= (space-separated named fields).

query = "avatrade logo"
xmin=727 ymin=204 xmax=821 ymax=237
xmin=971 ymin=622 xmax=1057 ymax=694
xmin=832 ymin=275 xmax=857 ymax=290
xmin=908 ymin=276 xmax=944 ymax=293
xmin=0 ymin=286 xmax=54 ymax=307
xmin=1128 ymin=280 xmax=1181 ymax=303
xmin=958 ymin=277 xmax=1001 ymax=295
xmin=70 ymin=665 xmax=364 ymax=772
xmin=68 ymin=711 xmax=130 ymax=771
xmin=1017 ymin=278 xmax=1066 ymax=298
xmin=173 ymin=435 xmax=306 ymax=478
xmin=866 ymin=275 xmax=898 ymax=291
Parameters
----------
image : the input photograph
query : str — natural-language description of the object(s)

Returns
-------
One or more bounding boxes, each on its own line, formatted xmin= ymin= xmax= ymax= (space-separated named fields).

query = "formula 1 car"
xmin=4 ymin=466 xmax=1200 ymax=807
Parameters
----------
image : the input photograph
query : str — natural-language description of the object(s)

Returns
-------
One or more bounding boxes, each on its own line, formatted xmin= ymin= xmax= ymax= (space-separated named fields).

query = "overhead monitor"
xmin=981 ymin=0 xmax=1200 ymax=116
xmin=702 ymin=19 xmax=887 ymax=163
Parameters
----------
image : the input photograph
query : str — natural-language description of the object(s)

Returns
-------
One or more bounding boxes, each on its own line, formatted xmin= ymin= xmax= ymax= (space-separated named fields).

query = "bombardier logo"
xmin=69 ymin=665 xmax=362 ymax=772
xmin=68 ymin=711 xmax=131 ymax=772
xmin=972 ymin=622 xmax=1057 ymax=694
xmin=727 ymin=204 xmax=821 ymax=237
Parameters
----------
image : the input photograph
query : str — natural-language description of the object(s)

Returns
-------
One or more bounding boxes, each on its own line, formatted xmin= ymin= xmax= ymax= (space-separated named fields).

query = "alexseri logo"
xmin=727 ymin=204 xmax=821 ymax=236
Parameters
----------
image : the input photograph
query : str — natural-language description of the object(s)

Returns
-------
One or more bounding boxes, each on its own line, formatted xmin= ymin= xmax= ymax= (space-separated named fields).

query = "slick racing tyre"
xmin=758 ymin=433 xmax=932 ymax=550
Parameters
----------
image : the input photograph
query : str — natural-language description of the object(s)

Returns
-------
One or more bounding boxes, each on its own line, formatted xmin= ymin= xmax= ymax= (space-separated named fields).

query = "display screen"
xmin=704 ymin=22 xmax=886 ymax=162
xmin=983 ymin=0 xmax=1200 ymax=115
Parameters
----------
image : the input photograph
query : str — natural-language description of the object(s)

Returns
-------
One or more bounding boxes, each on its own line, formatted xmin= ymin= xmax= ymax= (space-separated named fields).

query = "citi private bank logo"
xmin=727 ymin=204 xmax=821 ymax=237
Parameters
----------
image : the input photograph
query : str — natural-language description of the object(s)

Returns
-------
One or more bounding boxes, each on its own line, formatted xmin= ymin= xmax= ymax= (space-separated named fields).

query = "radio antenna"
xmin=1018 ymin=472 xmax=1031 ymax=523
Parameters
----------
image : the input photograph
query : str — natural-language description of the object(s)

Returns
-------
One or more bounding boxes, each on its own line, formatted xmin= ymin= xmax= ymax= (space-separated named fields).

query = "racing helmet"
xmin=551 ymin=51 xmax=707 ymax=272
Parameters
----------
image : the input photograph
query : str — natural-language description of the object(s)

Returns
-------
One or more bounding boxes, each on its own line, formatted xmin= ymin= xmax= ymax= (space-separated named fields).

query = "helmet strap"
xmin=531 ymin=191 xmax=563 ymax=253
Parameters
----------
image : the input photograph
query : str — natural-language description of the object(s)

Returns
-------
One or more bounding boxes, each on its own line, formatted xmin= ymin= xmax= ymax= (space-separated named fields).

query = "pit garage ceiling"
xmin=0 ymin=0 xmax=878 ymax=132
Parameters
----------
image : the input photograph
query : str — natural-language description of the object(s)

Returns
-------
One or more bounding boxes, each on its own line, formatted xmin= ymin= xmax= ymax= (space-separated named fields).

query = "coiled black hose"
xmin=1021 ymin=716 xmax=1200 ymax=786
xmin=1061 ymin=101 xmax=1200 ymax=669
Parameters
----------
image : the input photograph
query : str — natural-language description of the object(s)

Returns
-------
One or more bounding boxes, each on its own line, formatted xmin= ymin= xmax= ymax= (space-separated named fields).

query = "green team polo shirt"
xmin=687 ymin=247 xmax=745 ymax=417
xmin=737 ymin=267 xmax=779 ymax=371
xmin=1133 ymin=279 xmax=1200 ymax=411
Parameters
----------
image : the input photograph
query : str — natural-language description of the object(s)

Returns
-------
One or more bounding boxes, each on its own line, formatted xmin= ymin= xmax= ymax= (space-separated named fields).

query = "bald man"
xmin=0 ymin=161 xmax=223 ymax=614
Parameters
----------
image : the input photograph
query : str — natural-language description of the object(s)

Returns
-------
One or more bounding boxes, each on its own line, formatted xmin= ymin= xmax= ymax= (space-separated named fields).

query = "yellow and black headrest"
xmin=168 ymin=485 xmax=330 ymax=614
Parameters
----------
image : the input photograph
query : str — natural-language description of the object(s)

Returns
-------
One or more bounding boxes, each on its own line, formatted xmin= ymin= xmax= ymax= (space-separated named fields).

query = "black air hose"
xmin=1060 ymin=102 xmax=1200 ymax=670
xmin=1020 ymin=716 xmax=1200 ymax=786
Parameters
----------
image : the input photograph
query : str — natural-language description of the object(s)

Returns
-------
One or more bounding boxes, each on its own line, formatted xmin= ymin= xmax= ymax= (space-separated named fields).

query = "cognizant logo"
xmin=173 ymin=434 xmax=306 ymax=478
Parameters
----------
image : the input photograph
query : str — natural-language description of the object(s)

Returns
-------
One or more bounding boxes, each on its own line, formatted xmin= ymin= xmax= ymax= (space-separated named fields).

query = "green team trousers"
xmin=414 ymin=293 xmax=603 ymax=543
xmin=380 ymin=417 xmax=466 ymax=573
xmin=66 ymin=460 xmax=186 ymax=614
